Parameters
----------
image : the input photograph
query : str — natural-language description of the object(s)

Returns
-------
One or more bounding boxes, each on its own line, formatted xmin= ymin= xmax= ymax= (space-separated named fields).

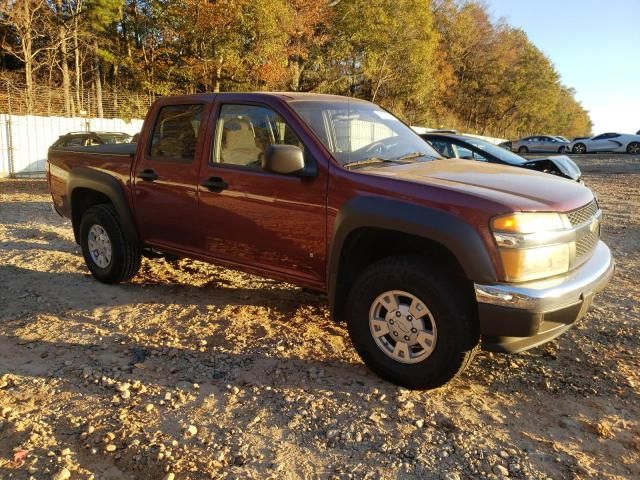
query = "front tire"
xmin=572 ymin=143 xmax=586 ymax=154
xmin=346 ymin=255 xmax=479 ymax=389
xmin=518 ymin=146 xmax=528 ymax=153
xmin=627 ymin=142 xmax=640 ymax=154
xmin=79 ymin=204 xmax=141 ymax=284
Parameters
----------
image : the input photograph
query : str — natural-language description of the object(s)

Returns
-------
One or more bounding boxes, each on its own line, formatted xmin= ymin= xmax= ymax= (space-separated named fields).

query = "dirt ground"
xmin=0 ymin=158 xmax=638 ymax=480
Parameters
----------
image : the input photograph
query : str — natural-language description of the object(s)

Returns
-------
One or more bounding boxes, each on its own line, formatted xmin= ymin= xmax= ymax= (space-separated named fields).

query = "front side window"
xmin=213 ymin=104 xmax=304 ymax=169
xmin=149 ymin=104 xmax=203 ymax=162
xmin=428 ymin=139 xmax=455 ymax=158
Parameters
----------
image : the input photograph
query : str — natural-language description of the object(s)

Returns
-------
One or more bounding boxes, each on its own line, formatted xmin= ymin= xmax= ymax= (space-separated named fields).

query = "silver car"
xmin=512 ymin=135 xmax=570 ymax=154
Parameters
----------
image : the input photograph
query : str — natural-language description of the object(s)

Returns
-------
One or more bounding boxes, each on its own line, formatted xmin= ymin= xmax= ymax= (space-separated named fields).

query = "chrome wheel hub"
xmin=369 ymin=290 xmax=437 ymax=364
xmin=87 ymin=224 xmax=112 ymax=268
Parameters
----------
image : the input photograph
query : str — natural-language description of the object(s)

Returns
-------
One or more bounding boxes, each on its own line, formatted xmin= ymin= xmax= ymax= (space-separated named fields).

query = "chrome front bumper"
xmin=474 ymin=241 xmax=614 ymax=353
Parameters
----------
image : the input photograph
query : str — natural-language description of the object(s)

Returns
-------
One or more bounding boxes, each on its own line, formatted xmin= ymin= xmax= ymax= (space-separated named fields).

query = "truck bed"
xmin=48 ymin=143 xmax=136 ymax=219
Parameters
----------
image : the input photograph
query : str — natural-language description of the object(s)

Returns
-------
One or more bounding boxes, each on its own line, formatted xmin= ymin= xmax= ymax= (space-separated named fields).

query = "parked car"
xmin=571 ymin=133 xmax=640 ymax=154
xmin=421 ymin=133 xmax=582 ymax=181
xmin=48 ymin=92 xmax=613 ymax=389
xmin=51 ymin=131 xmax=132 ymax=148
xmin=512 ymin=135 xmax=570 ymax=153
xmin=554 ymin=136 xmax=570 ymax=143
xmin=498 ymin=140 xmax=512 ymax=150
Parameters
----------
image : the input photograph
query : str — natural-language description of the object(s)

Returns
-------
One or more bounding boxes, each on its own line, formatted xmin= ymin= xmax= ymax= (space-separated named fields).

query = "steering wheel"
xmin=363 ymin=141 xmax=387 ymax=155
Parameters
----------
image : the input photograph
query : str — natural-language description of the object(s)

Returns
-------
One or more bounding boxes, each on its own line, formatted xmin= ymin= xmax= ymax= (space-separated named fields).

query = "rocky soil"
xmin=0 ymin=158 xmax=638 ymax=479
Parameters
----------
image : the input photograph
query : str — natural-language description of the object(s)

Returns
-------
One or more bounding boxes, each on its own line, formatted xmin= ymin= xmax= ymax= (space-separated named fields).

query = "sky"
xmin=485 ymin=0 xmax=640 ymax=135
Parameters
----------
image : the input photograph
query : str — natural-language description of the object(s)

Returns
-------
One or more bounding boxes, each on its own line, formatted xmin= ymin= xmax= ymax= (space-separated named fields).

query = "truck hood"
xmin=358 ymin=159 xmax=594 ymax=212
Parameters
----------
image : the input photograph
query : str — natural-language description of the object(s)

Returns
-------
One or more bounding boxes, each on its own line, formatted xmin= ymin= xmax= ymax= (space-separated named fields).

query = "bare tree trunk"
xmin=213 ymin=57 xmax=223 ymax=93
xmin=57 ymin=0 xmax=71 ymax=116
xmin=93 ymin=38 xmax=103 ymax=118
xmin=291 ymin=60 xmax=300 ymax=92
xmin=73 ymin=9 xmax=81 ymax=113
xmin=20 ymin=1 xmax=34 ymax=114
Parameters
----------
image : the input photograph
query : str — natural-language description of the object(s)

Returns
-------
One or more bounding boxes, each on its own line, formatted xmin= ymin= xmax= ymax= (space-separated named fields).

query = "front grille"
xmin=567 ymin=200 xmax=598 ymax=226
xmin=568 ymin=199 xmax=601 ymax=267
xmin=576 ymin=230 xmax=599 ymax=257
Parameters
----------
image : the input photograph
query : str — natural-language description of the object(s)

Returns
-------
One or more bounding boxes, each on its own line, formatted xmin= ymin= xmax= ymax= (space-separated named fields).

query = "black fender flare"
xmin=327 ymin=196 xmax=497 ymax=313
xmin=67 ymin=167 xmax=140 ymax=245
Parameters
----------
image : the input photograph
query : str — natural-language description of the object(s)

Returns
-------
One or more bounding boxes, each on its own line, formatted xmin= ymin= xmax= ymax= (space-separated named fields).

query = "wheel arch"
xmin=68 ymin=167 xmax=139 ymax=245
xmin=327 ymin=197 xmax=497 ymax=322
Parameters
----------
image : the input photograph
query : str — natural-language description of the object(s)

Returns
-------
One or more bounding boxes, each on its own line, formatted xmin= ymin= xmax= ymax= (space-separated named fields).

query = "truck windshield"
xmin=289 ymin=100 xmax=439 ymax=166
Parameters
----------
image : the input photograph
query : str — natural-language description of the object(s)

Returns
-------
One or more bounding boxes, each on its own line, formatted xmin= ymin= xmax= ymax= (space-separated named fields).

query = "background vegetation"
xmin=0 ymin=0 xmax=593 ymax=138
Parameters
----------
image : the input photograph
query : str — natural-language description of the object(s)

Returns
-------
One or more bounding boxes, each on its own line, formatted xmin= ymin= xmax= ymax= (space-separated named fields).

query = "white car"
xmin=570 ymin=133 xmax=640 ymax=154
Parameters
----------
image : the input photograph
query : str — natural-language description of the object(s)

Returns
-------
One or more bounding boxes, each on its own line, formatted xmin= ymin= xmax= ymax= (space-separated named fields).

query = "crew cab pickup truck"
xmin=48 ymin=93 xmax=614 ymax=389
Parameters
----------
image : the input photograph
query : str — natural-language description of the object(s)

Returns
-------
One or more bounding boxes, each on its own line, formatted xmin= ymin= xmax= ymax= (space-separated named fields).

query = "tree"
xmin=0 ymin=0 xmax=57 ymax=113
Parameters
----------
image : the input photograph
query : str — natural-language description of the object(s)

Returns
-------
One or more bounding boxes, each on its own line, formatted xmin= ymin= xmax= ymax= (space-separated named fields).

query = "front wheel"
xmin=79 ymin=204 xmax=141 ymax=284
xmin=346 ymin=255 xmax=479 ymax=389
xmin=627 ymin=142 xmax=640 ymax=154
xmin=518 ymin=146 xmax=528 ymax=153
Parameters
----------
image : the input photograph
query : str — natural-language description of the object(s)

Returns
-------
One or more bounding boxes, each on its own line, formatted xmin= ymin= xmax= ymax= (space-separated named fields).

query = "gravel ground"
xmin=0 ymin=159 xmax=638 ymax=479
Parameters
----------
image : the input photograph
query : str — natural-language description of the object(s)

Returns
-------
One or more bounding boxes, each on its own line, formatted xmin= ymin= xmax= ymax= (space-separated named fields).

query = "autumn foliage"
xmin=0 ymin=0 xmax=592 ymax=138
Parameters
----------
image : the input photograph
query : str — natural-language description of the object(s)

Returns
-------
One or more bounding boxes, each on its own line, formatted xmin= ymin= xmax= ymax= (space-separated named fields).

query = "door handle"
xmin=138 ymin=169 xmax=158 ymax=182
xmin=201 ymin=176 xmax=228 ymax=193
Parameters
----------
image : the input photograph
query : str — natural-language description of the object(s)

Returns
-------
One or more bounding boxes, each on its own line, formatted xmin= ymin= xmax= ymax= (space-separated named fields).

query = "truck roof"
xmin=155 ymin=91 xmax=371 ymax=105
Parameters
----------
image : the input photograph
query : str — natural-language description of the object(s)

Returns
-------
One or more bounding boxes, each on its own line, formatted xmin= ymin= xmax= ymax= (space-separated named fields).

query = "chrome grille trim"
xmin=567 ymin=200 xmax=598 ymax=226
xmin=567 ymin=199 xmax=601 ymax=267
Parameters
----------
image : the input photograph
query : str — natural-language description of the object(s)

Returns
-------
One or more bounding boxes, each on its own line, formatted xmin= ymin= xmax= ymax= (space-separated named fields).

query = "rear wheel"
xmin=79 ymin=204 xmax=141 ymax=284
xmin=346 ymin=255 xmax=479 ymax=389
xmin=572 ymin=143 xmax=586 ymax=154
xmin=558 ymin=146 xmax=567 ymax=153
xmin=627 ymin=142 xmax=640 ymax=154
xmin=518 ymin=146 xmax=528 ymax=153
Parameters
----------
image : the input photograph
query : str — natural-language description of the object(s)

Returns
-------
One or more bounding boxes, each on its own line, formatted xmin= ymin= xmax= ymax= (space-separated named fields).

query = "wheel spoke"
xmin=370 ymin=319 xmax=389 ymax=337
xmin=379 ymin=292 xmax=399 ymax=312
xmin=409 ymin=297 xmax=426 ymax=319
xmin=393 ymin=341 xmax=410 ymax=360
xmin=416 ymin=331 xmax=435 ymax=350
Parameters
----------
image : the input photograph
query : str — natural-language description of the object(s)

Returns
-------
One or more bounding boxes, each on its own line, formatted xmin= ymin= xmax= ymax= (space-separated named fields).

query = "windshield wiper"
xmin=343 ymin=157 xmax=397 ymax=169
xmin=396 ymin=151 xmax=437 ymax=161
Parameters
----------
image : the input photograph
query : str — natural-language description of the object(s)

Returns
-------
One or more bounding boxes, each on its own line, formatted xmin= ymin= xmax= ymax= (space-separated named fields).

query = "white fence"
xmin=0 ymin=114 xmax=144 ymax=178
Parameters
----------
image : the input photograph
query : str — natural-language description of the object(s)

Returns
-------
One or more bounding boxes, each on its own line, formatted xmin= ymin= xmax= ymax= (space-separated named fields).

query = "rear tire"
xmin=572 ymin=143 xmax=586 ymax=154
xmin=627 ymin=142 xmax=640 ymax=154
xmin=345 ymin=255 xmax=479 ymax=390
xmin=518 ymin=146 xmax=528 ymax=153
xmin=79 ymin=204 xmax=141 ymax=284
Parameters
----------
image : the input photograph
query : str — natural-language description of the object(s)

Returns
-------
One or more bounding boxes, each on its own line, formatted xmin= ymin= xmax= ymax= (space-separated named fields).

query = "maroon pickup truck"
xmin=48 ymin=93 xmax=614 ymax=389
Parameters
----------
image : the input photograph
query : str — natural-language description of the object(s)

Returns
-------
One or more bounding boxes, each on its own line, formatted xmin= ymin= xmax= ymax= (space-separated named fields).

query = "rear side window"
xmin=149 ymin=104 xmax=203 ymax=162
xmin=64 ymin=136 xmax=87 ymax=147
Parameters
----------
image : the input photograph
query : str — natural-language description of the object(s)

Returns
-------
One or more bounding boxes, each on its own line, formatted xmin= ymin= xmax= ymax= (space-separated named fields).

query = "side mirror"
xmin=263 ymin=144 xmax=310 ymax=176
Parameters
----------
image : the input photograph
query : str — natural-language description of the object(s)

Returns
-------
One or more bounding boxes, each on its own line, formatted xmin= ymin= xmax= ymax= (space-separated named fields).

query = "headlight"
xmin=492 ymin=213 xmax=571 ymax=282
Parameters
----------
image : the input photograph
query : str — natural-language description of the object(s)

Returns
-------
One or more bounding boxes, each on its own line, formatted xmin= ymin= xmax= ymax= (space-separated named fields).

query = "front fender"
xmin=327 ymin=196 xmax=498 ymax=312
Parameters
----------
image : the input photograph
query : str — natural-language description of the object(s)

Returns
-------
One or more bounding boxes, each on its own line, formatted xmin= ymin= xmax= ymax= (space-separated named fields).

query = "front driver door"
xmin=197 ymin=100 xmax=328 ymax=288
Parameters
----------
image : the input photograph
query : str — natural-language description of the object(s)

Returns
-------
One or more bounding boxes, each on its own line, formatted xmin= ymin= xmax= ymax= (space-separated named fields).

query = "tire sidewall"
xmin=79 ymin=207 xmax=125 ymax=283
xmin=346 ymin=261 xmax=475 ymax=389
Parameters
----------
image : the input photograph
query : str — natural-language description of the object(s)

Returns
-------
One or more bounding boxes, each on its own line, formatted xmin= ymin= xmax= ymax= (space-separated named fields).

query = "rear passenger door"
xmin=197 ymin=99 xmax=328 ymax=287
xmin=133 ymin=102 xmax=206 ymax=251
